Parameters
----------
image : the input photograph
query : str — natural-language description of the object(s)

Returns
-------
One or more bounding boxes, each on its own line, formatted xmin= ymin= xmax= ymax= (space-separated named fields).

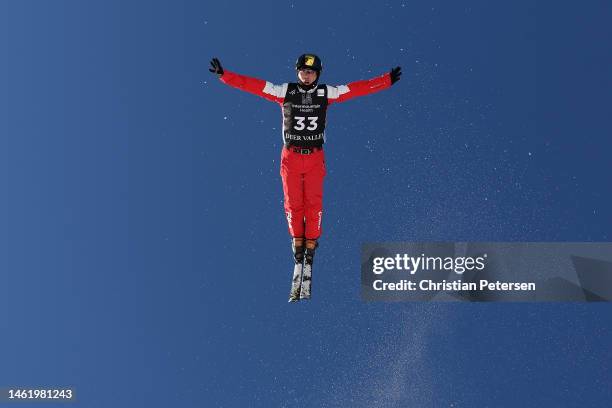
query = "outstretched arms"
xmin=209 ymin=57 xmax=401 ymax=105
xmin=209 ymin=57 xmax=285 ymax=104
xmin=327 ymin=66 xmax=402 ymax=105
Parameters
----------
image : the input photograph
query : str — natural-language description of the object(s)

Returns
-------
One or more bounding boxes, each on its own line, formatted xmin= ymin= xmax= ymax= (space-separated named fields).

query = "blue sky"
xmin=0 ymin=1 xmax=611 ymax=407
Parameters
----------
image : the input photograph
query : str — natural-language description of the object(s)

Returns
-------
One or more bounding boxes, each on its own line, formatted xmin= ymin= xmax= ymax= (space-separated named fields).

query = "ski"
xmin=288 ymin=242 xmax=305 ymax=302
xmin=299 ymin=261 xmax=312 ymax=300
xmin=288 ymin=241 xmax=317 ymax=302
xmin=288 ymin=262 xmax=303 ymax=302
xmin=299 ymin=246 xmax=316 ymax=300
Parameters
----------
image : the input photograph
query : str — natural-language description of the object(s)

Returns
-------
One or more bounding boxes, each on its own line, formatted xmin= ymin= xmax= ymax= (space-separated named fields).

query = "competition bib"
xmin=282 ymin=84 xmax=328 ymax=148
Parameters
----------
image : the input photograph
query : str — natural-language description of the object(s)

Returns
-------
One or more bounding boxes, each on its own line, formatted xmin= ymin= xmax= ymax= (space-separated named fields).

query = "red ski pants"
xmin=280 ymin=147 xmax=326 ymax=240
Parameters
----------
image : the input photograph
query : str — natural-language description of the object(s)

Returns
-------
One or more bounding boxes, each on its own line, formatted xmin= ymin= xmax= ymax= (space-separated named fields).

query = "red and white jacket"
xmin=219 ymin=70 xmax=392 ymax=148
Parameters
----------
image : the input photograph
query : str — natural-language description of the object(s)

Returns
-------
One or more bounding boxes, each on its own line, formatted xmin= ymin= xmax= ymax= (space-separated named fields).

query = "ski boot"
xmin=288 ymin=238 xmax=305 ymax=302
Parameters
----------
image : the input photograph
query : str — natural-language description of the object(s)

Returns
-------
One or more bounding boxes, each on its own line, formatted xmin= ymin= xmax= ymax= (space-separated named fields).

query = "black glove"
xmin=209 ymin=57 xmax=224 ymax=77
xmin=390 ymin=66 xmax=402 ymax=85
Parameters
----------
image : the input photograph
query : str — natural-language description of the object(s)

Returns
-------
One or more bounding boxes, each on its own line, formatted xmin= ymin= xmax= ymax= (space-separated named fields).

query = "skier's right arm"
xmin=210 ymin=57 xmax=285 ymax=104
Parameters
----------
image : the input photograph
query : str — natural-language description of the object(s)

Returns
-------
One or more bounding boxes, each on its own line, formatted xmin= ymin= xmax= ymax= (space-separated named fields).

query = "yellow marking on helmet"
xmin=305 ymin=55 xmax=315 ymax=66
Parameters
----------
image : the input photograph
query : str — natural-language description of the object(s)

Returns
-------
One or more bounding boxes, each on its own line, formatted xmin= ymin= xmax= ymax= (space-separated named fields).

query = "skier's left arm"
xmin=327 ymin=66 xmax=402 ymax=105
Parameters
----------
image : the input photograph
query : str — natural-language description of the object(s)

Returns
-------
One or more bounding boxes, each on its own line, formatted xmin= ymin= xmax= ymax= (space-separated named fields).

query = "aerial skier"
xmin=209 ymin=54 xmax=401 ymax=302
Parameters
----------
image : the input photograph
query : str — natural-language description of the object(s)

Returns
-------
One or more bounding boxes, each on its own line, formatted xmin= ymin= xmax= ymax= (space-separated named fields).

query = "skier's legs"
xmin=303 ymin=150 xmax=326 ymax=240
xmin=280 ymin=149 xmax=306 ymax=238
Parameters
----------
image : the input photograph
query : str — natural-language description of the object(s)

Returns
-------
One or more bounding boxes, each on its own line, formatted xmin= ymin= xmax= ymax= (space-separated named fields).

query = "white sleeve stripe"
xmin=326 ymin=85 xmax=350 ymax=99
xmin=263 ymin=82 xmax=288 ymax=98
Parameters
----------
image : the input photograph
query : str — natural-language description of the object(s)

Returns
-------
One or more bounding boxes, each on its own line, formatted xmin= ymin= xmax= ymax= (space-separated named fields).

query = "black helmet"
xmin=295 ymin=54 xmax=322 ymax=72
